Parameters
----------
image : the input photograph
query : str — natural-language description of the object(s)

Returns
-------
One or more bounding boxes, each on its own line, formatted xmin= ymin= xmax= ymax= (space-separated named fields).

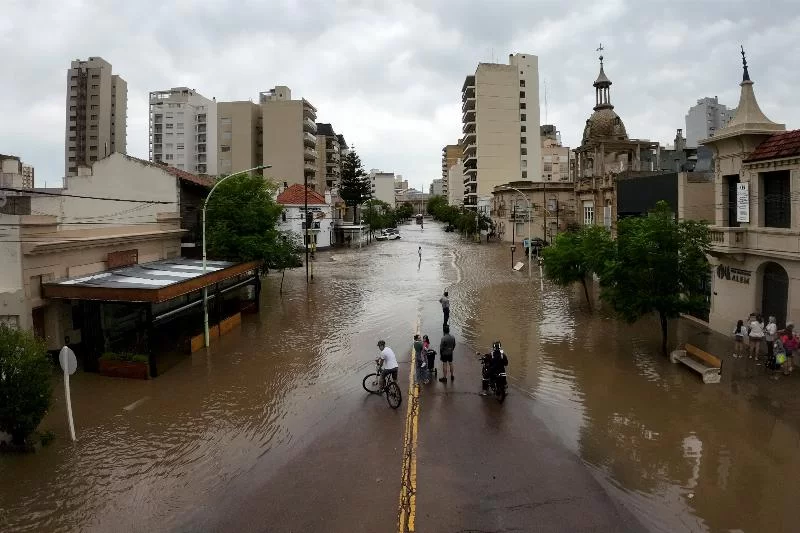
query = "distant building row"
xmin=65 ymin=57 xmax=349 ymax=193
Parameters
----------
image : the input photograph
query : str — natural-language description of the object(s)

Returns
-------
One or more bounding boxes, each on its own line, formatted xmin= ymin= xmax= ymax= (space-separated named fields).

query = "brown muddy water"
xmin=1 ymin=222 xmax=798 ymax=532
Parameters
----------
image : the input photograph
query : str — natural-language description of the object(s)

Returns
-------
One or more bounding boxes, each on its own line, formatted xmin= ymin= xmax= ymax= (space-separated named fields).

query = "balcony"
xmin=463 ymin=120 xmax=476 ymax=134
xmin=462 ymin=97 xmax=475 ymax=113
xmin=197 ymin=114 xmax=207 ymax=123
xmin=463 ymin=153 xmax=476 ymax=166
xmin=461 ymin=76 xmax=475 ymax=99
xmin=710 ymin=226 xmax=800 ymax=257
xmin=303 ymin=132 xmax=316 ymax=147
xmin=304 ymin=162 xmax=316 ymax=173
xmin=303 ymin=118 xmax=317 ymax=133
xmin=196 ymin=124 xmax=207 ymax=133
xmin=463 ymin=131 xmax=476 ymax=146
xmin=197 ymin=143 xmax=206 ymax=153
xmin=304 ymin=148 xmax=317 ymax=161
xmin=303 ymin=104 xmax=316 ymax=120
xmin=462 ymin=108 xmax=476 ymax=123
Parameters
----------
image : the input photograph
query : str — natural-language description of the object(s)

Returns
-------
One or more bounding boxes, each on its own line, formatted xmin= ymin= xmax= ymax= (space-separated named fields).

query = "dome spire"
xmin=740 ymin=45 xmax=750 ymax=82
xmin=593 ymin=44 xmax=613 ymax=111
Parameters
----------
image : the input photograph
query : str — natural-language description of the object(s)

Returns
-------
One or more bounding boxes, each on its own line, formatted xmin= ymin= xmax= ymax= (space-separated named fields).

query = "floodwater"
xmin=2 ymin=223 xmax=799 ymax=532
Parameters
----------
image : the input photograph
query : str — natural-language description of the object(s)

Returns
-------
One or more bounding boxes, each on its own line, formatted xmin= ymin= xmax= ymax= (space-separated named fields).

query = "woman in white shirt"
xmin=749 ymin=315 xmax=765 ymax=360
xmin=765 ymin=316 xmax=778 ymax=363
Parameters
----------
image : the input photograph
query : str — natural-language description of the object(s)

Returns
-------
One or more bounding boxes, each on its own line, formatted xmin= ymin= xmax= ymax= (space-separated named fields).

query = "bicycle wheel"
xmin=363 ymin=373 xmax=382 ymax=394
xmin=385 ymin=381 xmax=402 ymax=409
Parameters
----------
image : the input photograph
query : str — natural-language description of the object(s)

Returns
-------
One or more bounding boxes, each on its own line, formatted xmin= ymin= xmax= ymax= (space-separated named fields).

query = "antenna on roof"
xmin=544 ymin=79 xmax=548 ymax=124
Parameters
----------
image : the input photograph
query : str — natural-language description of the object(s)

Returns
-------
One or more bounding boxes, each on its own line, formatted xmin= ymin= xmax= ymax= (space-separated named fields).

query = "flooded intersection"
xmin=3 ymin=222 xmax=800 ymax=532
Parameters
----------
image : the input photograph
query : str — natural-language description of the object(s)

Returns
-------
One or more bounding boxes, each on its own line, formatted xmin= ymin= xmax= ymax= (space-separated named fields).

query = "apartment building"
xmin=685 ymin=96 xmax=736 ymax=148
xmin=430 ymin=179 xmax=444 ymax=197
xmin=217 ymin=101 xmax=262 ymax=175
xmin=441 ymin=143 xmax=461 ymax=201
xmin=1 ymin=154 xmax=34 ymax=189
xmin=369 ymin=170 xmax=396 ymax=206
xmin=149 ymin=87 xmax=217 ymax=175
xmin=461 ymin=53 xmax=541 ymax=208
xmin=315 ymin=123 xmax=342 ymax=190
xmin=540 ymin=125 xmax=571 ymax=181
xmin=702 ymin=57 xmax=794 ymax=333
xmin=447 ymin=159 xmax=464 ymax=207
xmin=260 ymin=86 xmax=318 ymax=190
xmin=65 ymin=57 xmax=127 ymax=177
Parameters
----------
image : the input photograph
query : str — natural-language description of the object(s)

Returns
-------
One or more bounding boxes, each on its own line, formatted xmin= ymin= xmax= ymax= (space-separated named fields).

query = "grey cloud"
xmin=1 ymin=0 xmax=799 ymax=190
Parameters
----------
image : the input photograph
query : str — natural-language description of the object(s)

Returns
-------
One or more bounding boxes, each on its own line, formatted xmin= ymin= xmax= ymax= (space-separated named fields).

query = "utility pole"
xmin=511 ymin=203 xmax=516 ymax=269
xmin=304 ymin=174 xmax=310 ymax=284
xmin=543 ymin=180 xmax=548 ymax=243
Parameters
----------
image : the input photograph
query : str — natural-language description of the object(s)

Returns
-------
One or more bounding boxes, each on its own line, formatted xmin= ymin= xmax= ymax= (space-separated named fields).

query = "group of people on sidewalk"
xmin=413 ymin=326 xmax=456 ymax=384
xmin=734 ymin=313 xmax=799 ymax=376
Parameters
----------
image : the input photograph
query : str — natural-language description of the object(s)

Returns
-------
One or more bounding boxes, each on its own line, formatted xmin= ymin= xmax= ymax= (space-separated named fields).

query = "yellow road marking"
xmin=398 ymin=316 xmax=421 ymax=532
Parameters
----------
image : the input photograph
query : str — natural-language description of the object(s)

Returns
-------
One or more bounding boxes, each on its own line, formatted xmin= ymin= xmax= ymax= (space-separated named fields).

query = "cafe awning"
xmin=42 ymin=258 xmax=261 ymax=303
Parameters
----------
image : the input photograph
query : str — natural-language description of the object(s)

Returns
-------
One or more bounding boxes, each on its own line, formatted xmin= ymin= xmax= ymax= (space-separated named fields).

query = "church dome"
xmin=583 ymin=108 xmax=628 ymax=142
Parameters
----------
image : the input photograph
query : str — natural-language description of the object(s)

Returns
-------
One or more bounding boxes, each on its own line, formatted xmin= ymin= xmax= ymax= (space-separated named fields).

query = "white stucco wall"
xmin=278 ymin=203 xmax=333 ymax=249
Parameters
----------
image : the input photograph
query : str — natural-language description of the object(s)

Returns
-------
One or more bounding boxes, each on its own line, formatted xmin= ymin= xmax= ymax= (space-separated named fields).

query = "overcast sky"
xmin=2 ymin=0 xmax=799 ymax=190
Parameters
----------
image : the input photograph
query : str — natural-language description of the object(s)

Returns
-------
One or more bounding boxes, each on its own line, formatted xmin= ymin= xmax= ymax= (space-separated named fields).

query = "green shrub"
xmin=100 ymin=352 xmax=149 ymax=364
xmin=0 ymin=325 xmax=53 ymax=445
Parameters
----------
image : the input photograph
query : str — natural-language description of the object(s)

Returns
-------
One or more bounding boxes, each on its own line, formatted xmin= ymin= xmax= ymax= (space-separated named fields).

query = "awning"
xmin=42 ymin=258 xmax=261 ymax=303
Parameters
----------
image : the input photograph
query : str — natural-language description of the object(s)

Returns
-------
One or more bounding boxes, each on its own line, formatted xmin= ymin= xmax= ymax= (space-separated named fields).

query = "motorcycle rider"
xmin=480 ymin=341 xmax=508 ymax=396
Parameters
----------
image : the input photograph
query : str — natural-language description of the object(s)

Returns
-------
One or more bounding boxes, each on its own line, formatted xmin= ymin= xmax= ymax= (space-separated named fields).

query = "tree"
xmin=0 ymin=325 xmax=52 ymax=445
xmin=542 ymin=225 xmax=614 ymax=308
xmin=205 ymin=174 xmax=302 ymax=276
xmin=339 ymin=150 xmax=372 ymax=222
xmin=600 ymin=201 xmax=710 ymax=353
xmin=362 ymin=199 xmax=394 ymax=236
xmin=396 ymin=202 xmax=414 ymax=222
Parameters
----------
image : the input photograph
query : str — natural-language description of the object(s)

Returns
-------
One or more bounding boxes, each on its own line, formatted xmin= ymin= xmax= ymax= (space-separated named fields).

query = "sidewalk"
xmin=415 ymin=343 xmax=643 ymax=532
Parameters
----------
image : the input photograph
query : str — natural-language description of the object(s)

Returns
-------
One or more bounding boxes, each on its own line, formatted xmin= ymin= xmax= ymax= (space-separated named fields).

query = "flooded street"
xmin=2 ymin=222 xmax=800 ymax=532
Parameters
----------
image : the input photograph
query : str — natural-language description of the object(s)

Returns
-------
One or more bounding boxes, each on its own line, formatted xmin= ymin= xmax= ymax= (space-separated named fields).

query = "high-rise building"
xmin=461 ymin=53 xmax=541 ymax=208
xmin=315 ymin=123 xmax=342 ymax=190
xmin=65 ymin=57 xmax=127 ymax=177
xmin=149 ymin=87 xmax=217 ymax=175
xmin=441 ymin=143 xmax=461 ymax=202
xmin=369 ymin=169 xmax=396 ymax=206
xmin=217 ymin=101 xmax=262 ymax=175
xmin=429 ymin=179 xmax=444 ymax=196
xmin=540 ymin=125 xmax=571 ymax=181
xmin=685 ymin=96 xmax=736 ymax=147
xmin=447 ymin=159 xmax=464 ymax=207
xmin=260 ymin=86 xmax=318 ymax=190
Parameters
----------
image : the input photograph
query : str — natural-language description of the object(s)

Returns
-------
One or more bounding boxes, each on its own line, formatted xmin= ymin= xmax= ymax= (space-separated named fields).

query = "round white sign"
xmin=59 ymin=346 xmax=77 ymax=375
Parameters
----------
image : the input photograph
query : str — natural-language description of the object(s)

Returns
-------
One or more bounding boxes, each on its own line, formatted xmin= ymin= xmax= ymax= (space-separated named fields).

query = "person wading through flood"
xmin=439 ymin=291 xmax=450 ymax=326
xmin=439 ymin=325 xmax=456 ymax=383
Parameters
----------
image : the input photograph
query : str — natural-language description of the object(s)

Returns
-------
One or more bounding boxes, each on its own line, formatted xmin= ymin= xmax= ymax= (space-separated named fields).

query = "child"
xmin=423 ymin=335 xmax=436 ymax=376
xmin=733 ymin=320 xmax=747 ymax=358
xmin=781 ymin=323 xmax=798 ymax=374
xmin=774 ymin=337 xmax=788 ymax=377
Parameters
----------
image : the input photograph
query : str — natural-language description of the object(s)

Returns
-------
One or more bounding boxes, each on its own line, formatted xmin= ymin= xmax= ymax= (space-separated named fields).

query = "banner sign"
xmin=736 ymin=182 xmax=749 ymax=223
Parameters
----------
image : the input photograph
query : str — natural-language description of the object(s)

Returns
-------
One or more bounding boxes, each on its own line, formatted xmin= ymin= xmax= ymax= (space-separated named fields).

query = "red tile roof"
xmin=277 ymin=184 xmax=328 ymax=205
xmin=744 ymin=129 xmax=800 ymax=163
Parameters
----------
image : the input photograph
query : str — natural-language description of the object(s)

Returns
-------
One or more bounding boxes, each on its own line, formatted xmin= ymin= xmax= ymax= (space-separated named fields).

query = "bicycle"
xmin=362 ymin=360 xmax=403 ymax=409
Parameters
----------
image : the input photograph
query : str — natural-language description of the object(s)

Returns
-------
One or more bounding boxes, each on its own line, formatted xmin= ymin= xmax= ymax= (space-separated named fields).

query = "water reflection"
xmin=3 ymin=223 xmax=800 ymax=532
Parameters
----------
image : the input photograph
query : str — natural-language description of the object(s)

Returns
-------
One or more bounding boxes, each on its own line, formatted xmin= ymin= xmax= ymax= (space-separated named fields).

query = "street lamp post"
xmin=501 ymin=185 xmax=532 ymax=277
xmin=202 ymin=164 xmax=270 ymax=348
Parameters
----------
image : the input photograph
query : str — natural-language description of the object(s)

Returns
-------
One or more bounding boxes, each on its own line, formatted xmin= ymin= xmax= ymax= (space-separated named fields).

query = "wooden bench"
xmin=670 ymin=343 xmax=722 ymax=384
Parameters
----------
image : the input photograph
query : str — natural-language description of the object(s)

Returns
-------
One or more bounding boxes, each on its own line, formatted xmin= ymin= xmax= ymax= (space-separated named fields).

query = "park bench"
xmin=669 ymin=343 xmax=722 ymax=384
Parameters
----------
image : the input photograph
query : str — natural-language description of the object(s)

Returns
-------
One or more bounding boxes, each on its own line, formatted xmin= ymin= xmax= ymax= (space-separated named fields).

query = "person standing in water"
xmin=439 ymin=291 xmax=450 ymax=325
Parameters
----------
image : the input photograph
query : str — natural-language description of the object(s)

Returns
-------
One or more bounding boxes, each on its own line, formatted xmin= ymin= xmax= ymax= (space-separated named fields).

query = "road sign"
xmin=59 ymin=346 xmax=77 ymax=375
xmin=59 ymin=346 xmax=77 ymax=441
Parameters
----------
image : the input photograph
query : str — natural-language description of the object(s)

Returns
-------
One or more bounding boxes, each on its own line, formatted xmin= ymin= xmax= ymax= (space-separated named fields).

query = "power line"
xmin=0 ymin=187 xmax=174 ymax=204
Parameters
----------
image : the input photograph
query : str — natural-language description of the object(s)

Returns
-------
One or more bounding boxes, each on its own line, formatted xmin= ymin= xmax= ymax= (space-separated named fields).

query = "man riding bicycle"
xmin=377 ymin=340 xmax=399 ymax=387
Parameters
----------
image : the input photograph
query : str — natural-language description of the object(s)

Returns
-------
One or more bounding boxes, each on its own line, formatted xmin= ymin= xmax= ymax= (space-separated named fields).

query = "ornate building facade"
xmin=574 ymin=56 xmax=657 ymax=231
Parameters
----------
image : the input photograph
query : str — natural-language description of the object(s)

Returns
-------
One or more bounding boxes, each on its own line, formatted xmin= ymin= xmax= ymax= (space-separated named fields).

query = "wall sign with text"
xmin=736 ymin=182 xmax=749 ymax=223
xmin=717 ymin=264 xmax=751 ymax=284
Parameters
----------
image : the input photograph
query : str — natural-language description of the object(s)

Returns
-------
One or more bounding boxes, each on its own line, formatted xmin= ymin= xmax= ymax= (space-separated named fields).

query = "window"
xmin=69 ymin=126 xmax=76 ymax=131
xmin=221 ymin=145 xmax=231 ymax=152
xmin=90 ymin=156 xmax=97 ymax=161
xmin=223 ymin=132 xmax=232 ymax=141
xmin=220 ymin=117 xmax=232 ymax=126
xmin=90 ymin=145 xmax=97 ymax=151
xmin=69 ymin=136 xmax=76 ymax=141
xmin=521 ymin=137 xmax=526 ymax=144
xmin=559 ymin=162 xmax=568 ymax=173
xmin=90 ymin=105 xmax=99 ymax=110
xmin=90 ymin=95 xmax=98 ymax=101
xmin=91 ymin=84 xmax=99 ymax=89
xmin=91 ymin=74 xmax=99 ymax=79
xmin=177 ymin=153 xmax=184 ymax=160
xmin=166 ymin=112 xmax=174 ymax=118
xmin=763 ymin=170 xmax=791 ymax=228
xmin=520 ymin=114 xmax=526 ymax=121
xmin=177 ymin=122 xmax=184 ymax=129
xmin=281 ymin=211 xmax=287 ymax=222
xmin=90 ymin=124 xmax=97 ymax=130
xmin=69 ymin=105 xmax=76 ymax=111
xmin=165 ymin=143 xmax=174 ymax=150
xmin=519 ymin=91 xmax=525 ymax=98
xmin=520 ymin=103 xmax=526 ymax=110
xmin=177 ymin=111 xmax=184 ymax=117
xmin=166 ymin=123 xmax=174 ymax=129
xmin=522 ymin=171 xmax=527 ymax=179
xmin=521 ymin=125 xmax=526 ymax=133
xmin=177 ymin=143 xmax=184 ymax=150
xmin=543 ymin=163 xmax=552 ymax=172
xmin=520 ymin=80 xmax=526 ymax=87
xmin=177 ymin=164 xmax=184 ymax=169
xmin=90 ymin=114 xmax=97 ymax=120
xmin=165 ymin=154 xmax=174 ymax=160
xmin=583 ymin=201 xmax=595 ymax=225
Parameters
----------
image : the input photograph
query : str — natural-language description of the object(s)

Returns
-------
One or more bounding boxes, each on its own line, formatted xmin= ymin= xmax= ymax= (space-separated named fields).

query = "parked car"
xmin=376 ymin=228 xmax=401 ymax=241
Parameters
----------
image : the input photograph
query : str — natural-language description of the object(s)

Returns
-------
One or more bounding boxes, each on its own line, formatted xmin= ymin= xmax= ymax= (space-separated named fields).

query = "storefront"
xmin=42 ymin=258 xmax=260 ymax=377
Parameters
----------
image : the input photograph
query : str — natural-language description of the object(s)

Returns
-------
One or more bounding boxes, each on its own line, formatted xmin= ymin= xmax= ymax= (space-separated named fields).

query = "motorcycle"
xmin=478 ymin=342 xmax=508 ymax=403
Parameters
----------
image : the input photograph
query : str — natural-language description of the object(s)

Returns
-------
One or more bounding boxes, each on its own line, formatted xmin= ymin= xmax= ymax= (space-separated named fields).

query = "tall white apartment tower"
xmin=149 ymin=87 xmax=218 ymax=175
xmin=685 ymin=96 xmax=736 ymax=147
xmin=65 ymin=57 xmax=127 ymax=177
xmin=461 ymin=53 xmax=541 ymax=208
